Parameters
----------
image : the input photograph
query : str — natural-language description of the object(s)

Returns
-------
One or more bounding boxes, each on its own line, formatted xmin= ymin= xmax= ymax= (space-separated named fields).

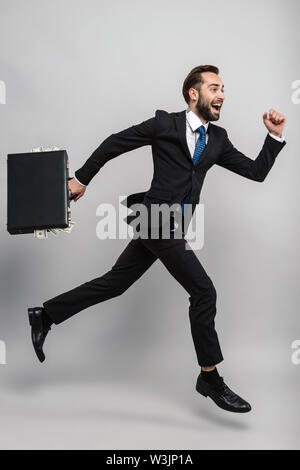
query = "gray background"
xmin=0 ymin=0 xmax=299 ymax=450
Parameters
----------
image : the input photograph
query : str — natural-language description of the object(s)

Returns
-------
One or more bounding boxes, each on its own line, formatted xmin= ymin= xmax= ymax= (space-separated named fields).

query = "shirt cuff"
xmin=73 ymin=175 xmax=86 ymax=186
xmin=269 ymin=132 xmax=285 ymax=143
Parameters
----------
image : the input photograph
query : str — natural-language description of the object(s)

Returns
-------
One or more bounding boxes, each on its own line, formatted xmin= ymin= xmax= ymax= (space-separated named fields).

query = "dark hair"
xmin=182 ymin=65 xmax=219 ymax=104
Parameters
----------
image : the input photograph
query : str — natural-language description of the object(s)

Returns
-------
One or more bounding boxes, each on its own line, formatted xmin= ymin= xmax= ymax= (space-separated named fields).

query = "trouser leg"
xmin=43 ymin=237 xmax=157 ymax=324
xmin=140 ymin=236 xmax=224 ymax=367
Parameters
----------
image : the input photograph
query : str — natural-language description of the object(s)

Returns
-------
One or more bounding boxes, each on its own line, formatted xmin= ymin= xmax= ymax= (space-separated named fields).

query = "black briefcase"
xmin=7 ymin=149 xmax=74 ymax=235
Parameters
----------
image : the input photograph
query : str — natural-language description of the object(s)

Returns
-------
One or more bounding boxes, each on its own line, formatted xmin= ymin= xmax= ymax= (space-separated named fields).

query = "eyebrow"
xmin=209 ymin=83 xmax=225 ymax=90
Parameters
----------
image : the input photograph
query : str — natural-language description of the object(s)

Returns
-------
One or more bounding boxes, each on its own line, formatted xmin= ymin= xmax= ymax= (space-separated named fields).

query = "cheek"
xmin=199 ymin=91 xmax=213 ymax=106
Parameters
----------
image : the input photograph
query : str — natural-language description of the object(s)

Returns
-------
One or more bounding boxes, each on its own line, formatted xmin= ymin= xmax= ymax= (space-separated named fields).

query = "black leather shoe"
xmin=196 ymin=374 xmax=252 ymax=413
xmin=28 ymin=307 xmax=51 ymax=363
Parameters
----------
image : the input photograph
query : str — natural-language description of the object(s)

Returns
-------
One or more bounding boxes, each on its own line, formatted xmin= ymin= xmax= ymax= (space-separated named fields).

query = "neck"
xmin=188 ymin=106 xmax=208 ymax=125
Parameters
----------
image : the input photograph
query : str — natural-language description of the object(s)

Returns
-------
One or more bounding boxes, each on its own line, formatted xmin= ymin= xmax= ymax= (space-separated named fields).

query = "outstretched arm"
xmin=216 ymin=109 xmax=286 ymax=182
xmin=68 ymin=114 xmax=156 ymax=201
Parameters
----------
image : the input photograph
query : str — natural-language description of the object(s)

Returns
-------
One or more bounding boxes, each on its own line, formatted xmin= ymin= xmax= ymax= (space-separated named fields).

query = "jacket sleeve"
xmin=216 ymin=129 xmax=286 ymax=182
xmin=75 ymin=113 xmax=157 ymax=185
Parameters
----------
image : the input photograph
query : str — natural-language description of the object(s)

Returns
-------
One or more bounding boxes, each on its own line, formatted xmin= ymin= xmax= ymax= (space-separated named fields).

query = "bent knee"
xmin=190 ymin=280 xmax=217 ymax=304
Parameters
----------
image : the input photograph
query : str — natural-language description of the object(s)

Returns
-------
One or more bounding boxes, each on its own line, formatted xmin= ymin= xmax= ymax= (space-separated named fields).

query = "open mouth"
xmin=211 ymin=103 xmax=222 ymax=112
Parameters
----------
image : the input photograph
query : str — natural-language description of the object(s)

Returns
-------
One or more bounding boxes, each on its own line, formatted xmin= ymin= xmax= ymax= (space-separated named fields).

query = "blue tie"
xmin=181 ymin=125 xmax=206 ymax=213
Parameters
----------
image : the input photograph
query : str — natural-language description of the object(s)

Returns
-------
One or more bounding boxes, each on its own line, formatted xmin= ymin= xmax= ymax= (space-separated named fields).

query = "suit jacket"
xmin=75 ymin=109 xmax=286 ymax=227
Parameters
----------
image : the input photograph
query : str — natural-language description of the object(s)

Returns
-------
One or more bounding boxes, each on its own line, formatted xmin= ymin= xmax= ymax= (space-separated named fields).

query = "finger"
xmin=271 ymin=110 xmax=283 ymax=122
xmin=268 ymin=109 xmax=276 ymax=120
xmin=74 ymin=191 xmax=84 ymax=202
xmin=271 ymin=112 xmax=280 ymax=124
xmin=271 ymin=109 xmax=279 ymax=120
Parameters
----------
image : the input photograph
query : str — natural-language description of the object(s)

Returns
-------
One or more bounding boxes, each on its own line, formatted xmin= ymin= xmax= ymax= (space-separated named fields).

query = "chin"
xmin=209 ymin=114 xmax=220 ymax=122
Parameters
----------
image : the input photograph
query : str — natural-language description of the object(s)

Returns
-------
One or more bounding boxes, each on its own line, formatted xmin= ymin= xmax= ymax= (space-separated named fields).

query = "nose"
xmin=218 ymin=90 xmax=225 ymax=101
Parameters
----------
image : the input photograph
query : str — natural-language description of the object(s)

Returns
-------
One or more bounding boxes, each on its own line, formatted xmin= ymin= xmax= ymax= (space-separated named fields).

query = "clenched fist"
xmin=68 ymin=177 xmax=86 ymax=202
xmin=263 ymin=109 xmax=286 ymax=138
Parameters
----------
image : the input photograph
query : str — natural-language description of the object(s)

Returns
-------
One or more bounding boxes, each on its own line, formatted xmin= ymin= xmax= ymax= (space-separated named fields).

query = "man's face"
xmin=190 ymin=72 xmax=225 ymax=122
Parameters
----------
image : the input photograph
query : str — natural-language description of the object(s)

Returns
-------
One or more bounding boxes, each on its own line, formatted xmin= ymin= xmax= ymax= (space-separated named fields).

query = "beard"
xmin=195 ymin=94 xmax=220 ymax=122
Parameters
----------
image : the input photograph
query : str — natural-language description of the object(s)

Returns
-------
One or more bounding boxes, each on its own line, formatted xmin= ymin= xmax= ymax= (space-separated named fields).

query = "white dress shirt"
xmin=74 ymin=108 xmax=285 ymax=186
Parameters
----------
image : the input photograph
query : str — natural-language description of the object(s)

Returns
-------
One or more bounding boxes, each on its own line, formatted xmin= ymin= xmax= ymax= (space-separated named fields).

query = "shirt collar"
xmin=186 ymin=107 xmax=210 ymax=133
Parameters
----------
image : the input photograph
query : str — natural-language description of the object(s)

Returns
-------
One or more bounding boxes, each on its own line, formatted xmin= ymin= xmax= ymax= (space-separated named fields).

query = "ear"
xmin=189 ymin=87 xmax=199 ymax=102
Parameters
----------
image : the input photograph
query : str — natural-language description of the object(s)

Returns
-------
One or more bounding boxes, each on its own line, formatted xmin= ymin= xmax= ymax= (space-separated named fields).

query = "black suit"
xmin=43 ymin=109 xmax=286 ymax=366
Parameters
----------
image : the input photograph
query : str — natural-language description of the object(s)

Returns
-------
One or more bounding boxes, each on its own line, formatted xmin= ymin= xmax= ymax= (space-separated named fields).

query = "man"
xmin=28 ymin=65 xmax=286 ymax=413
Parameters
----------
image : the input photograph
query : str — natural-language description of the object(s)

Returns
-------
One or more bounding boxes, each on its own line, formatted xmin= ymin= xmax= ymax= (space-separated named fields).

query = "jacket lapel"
xmin=174 ymin=110 xmax=215 ymax=168
xmin=175 ymin=110 xmax=192 ymax=163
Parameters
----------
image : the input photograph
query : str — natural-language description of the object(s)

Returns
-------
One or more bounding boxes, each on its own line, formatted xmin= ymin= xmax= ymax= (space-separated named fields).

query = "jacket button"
xmin=192 ymin=170 xmax=195 ymax=175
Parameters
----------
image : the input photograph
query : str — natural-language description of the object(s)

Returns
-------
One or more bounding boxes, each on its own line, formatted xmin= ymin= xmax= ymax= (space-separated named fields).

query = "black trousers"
xmin=43 ymin=225 xmax=224 ymax=367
